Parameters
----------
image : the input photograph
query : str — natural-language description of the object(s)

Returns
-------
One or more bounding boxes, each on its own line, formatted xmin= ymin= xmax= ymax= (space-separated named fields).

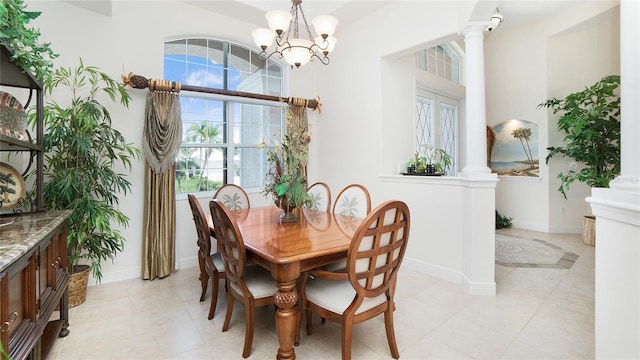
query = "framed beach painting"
xmin=490 ymin=119 xmax=539 ymax=177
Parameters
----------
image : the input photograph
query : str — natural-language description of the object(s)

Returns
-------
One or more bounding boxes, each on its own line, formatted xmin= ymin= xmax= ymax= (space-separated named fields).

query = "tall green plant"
xmin=538 ymin=75 xmax=620 ymax=199
xmin=0 ymin=0 xmax=57 ymax=81
xmin=28 ymin=59 xmax=140 ymax=281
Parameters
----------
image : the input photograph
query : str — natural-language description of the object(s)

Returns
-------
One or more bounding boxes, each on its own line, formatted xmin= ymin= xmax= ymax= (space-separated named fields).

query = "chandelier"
xmin=251 ymin=0 xmax=338 ymax=68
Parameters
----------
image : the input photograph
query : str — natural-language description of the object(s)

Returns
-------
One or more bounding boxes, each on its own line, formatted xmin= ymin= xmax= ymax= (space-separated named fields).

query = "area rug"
xmin=495 ymin=233 xmax=579 ymax=269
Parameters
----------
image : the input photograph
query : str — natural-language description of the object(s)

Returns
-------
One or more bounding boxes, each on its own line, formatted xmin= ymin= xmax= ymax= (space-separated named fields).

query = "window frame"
xmin=414 ymin=41 xmax=465 ymax=177
xmin=164 ymin=36 xmax=288 ymax=198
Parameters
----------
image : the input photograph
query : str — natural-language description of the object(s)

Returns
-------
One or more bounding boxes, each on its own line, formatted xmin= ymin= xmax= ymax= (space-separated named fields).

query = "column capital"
xmin=460 ymin=23 xmax=488 ymax=38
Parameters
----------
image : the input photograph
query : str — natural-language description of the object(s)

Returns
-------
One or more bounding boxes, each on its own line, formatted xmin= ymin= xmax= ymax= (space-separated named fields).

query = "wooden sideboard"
xmin=0 ymin=210 xmax=71 ymax=360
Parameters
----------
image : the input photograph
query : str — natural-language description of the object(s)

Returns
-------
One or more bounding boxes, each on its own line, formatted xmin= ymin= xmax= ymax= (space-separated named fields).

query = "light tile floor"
xmin=47 ymin=229 xmax=594 ymax=359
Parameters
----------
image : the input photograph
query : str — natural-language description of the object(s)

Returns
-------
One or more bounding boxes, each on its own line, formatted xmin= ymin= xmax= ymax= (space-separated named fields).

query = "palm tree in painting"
xmin=186 ymin=122 xmax=221 ymax=191
xmin=511 ymin=127 xmax=535 ymax=169
xmin=0 ymin=171 xmax=17 ymax=203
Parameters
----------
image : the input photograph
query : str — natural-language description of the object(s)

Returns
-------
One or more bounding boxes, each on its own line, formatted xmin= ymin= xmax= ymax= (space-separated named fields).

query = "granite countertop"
xmin=0 ymin=210 xmax=72 ymax=272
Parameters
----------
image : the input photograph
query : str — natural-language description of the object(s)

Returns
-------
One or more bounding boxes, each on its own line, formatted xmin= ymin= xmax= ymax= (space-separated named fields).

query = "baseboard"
xmin=461 ymin=274 xmax=496 ymax=296
xmin=511 ymin=220 xmax=582 ymax=234
xmin=404 ymin=257 xmax=496 ymax=296
xmin=88 ymin=267 xmax=141 ymax=286
xmin=179 ymin=256 xmax=198 ymax=269
xmin=90 ymin=257 xmax=200 ymax=286
xmin=403 ymin=257 xmax=463 ymax=285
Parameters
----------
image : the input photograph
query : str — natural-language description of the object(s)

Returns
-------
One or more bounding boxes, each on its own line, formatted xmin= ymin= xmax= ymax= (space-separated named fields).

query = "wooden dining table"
xmin=220 ymin=205 xmax=362 ymax=360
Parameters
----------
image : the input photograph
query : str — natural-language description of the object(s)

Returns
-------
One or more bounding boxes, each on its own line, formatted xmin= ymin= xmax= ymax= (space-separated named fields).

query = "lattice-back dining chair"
xmin=209 ymin=199 xmax=279 ymax=358
xmin=301 ymin=200 xmax=411 ymax=360
xmin=214 ymin=184 xmax=250 ymax=211
xmin=332 ymin=183 xmax=371 ymax=218
xmin=322 ymin=184 xmax=372 ymax=274
xmin=187 ymin=194 xmax=226 ymax=320
xmin=307 ymin=182 xmax=332 ymax=212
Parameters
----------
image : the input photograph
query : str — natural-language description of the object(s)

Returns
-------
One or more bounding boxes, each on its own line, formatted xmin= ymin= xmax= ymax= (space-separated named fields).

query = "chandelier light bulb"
xmin=282 ymin=39 xmax=314 ymax=68
xmin=252 ymin=28 xmax=276 ymax=50
xmin=312 ymin=15 xmax=339 ymax=38
xmin=265 ymin=10 xmax=292 ymax=35
xmin=314 ymin=35 xmax=337 ymax=55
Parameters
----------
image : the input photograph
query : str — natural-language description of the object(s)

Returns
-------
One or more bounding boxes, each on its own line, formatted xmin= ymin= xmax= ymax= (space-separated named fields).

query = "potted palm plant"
xmin=29 ymin=59 xmax=140 ymax=306
xmin=538 ymin=74 xmax=620 ymax=245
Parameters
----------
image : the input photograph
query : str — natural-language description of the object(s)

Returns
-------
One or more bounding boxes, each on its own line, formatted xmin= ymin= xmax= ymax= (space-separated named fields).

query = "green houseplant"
xmin=29 ymin=59 xmax=140 ymax=285
xmin=538 ymin=75 xmax=620 ymax=199
xmin=405 ymin=144 xmax=453 ymax=175
xmin=0 ymin=0 xmax=57 ymax=81
xmin=538 ymin=75 xmax=620 ymax=246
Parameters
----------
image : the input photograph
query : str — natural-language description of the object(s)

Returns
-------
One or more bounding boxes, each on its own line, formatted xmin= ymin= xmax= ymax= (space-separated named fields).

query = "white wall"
xmin=28 ymin=0 xmax=488 ymax=285
xmin=305 ymin=1 xmax=499 ymax=293
xmin=26 ymin=0 xmax=623 ymax=288
xmin=485 ymin=1 xmax=620 ymax=233
xmin=28 ymin=0 xmax=269 ymax=284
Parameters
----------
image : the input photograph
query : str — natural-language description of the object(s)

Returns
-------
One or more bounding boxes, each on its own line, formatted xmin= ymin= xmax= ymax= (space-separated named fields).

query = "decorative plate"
xmin=0 ymin=162 xmax=26 ymax=210
xmin=0 ymin=91 xmax=28 ymax=140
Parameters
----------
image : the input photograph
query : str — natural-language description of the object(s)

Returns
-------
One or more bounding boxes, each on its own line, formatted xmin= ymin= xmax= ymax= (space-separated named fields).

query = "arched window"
xmin=164 ymin=38 xmax=286 ymax=194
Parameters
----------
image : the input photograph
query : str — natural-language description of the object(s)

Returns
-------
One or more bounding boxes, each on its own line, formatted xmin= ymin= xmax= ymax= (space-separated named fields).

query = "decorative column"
xmin=457 ymin=24 xmax=498 ymax=296
xmin=461 ymin=24 xmax=492 ymax=176
xmin=587 ymin=1 xmax=640 ymax=358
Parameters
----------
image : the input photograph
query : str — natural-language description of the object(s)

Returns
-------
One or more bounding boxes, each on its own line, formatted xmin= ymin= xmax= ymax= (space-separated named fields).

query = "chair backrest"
xmin=332 ymin=183 xmax=371 ymax=218
xmin=347 ymin=200 xmax=410 ymax=298
xmin=188 ymin=194 xmax=212 ymax=264
xmin=307 ymin=182 xmax=332 ymax=212
xmin=214 ymin=184 xmax=250 ymax=211
xmin=209 ymin=199 xmax=247 ymax=284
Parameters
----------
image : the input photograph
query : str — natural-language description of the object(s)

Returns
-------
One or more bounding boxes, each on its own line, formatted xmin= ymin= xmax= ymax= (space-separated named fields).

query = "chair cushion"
xmin=230 ymin=265 xmax=279 ymax=299
xmin=305 ymin=277 xmax=387 ymax=315
xmin=210 ymin=252 xmax=225 ymax=272
xmin=320 ymin=258 xmax=347 ymax=272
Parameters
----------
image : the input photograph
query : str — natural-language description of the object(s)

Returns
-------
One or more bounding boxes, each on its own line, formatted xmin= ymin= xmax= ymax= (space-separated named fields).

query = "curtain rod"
xmin=121 ymin=72 xmax=321 ymax=111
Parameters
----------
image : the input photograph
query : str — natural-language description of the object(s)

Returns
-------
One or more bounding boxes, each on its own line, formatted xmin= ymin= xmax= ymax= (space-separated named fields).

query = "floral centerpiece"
xmin=259 ymin=106 xmax=312 ymax=221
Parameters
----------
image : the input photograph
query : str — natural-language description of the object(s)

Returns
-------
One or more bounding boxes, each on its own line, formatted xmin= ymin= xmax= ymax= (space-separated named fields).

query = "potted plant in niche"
xmin=538 ymin=74 xmax=620 ymax=246
xmin=28 ymin=59 xmax=140 ymax=306
xmin=260 ymin=110 xmax=312 ymax=222
xmin=404 ymin=144 xmax=453 ymax=176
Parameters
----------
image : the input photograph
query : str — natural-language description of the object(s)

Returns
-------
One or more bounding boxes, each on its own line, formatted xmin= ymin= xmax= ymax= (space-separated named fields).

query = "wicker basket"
xmin=68 ymin=265 xmax=91 ymax=308
xmin=582 ymin=215 xmax=596 ymax=247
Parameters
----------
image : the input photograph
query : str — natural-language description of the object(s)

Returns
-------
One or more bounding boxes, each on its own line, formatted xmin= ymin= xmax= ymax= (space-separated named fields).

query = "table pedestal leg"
xmin=274 ymin=279 xmax=297 ymax=360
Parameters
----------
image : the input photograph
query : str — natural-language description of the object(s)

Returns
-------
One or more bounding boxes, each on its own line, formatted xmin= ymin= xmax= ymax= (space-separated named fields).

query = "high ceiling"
xmin=65 ymin=0 xmax=587 ymax=30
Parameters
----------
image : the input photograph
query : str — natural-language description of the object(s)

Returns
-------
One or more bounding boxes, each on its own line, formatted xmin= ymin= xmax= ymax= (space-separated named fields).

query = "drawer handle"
xmin=0 ymin=312 xmax=18 ymax=332
xmin=9 ymin=312 xmax=17 ymax=321
xmin=0 ymin=322 xmax=8 ymax=333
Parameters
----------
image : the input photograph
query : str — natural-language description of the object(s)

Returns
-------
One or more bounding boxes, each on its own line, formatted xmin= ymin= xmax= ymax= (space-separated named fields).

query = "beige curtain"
xmin=142 ymin=92 xmax=182 ymax=280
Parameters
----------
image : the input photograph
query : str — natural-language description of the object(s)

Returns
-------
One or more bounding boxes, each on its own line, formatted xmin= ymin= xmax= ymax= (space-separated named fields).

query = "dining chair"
xmin=332 ymin=183 xmax=371 ymax=218
xmin=307 ymin=181 xmax=332 ymax=212
xmin=322 ymin=183 xmax=372 ymax=273
xmin=300 ymin=200 xmax=411 ymax=360
xmin=209 ymin=199 xmax=279 ymax=358
xmin=187 ymin=194 xmax=226 ymax=320
xmin=214 ymin=183 xmax=250 ymax=211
